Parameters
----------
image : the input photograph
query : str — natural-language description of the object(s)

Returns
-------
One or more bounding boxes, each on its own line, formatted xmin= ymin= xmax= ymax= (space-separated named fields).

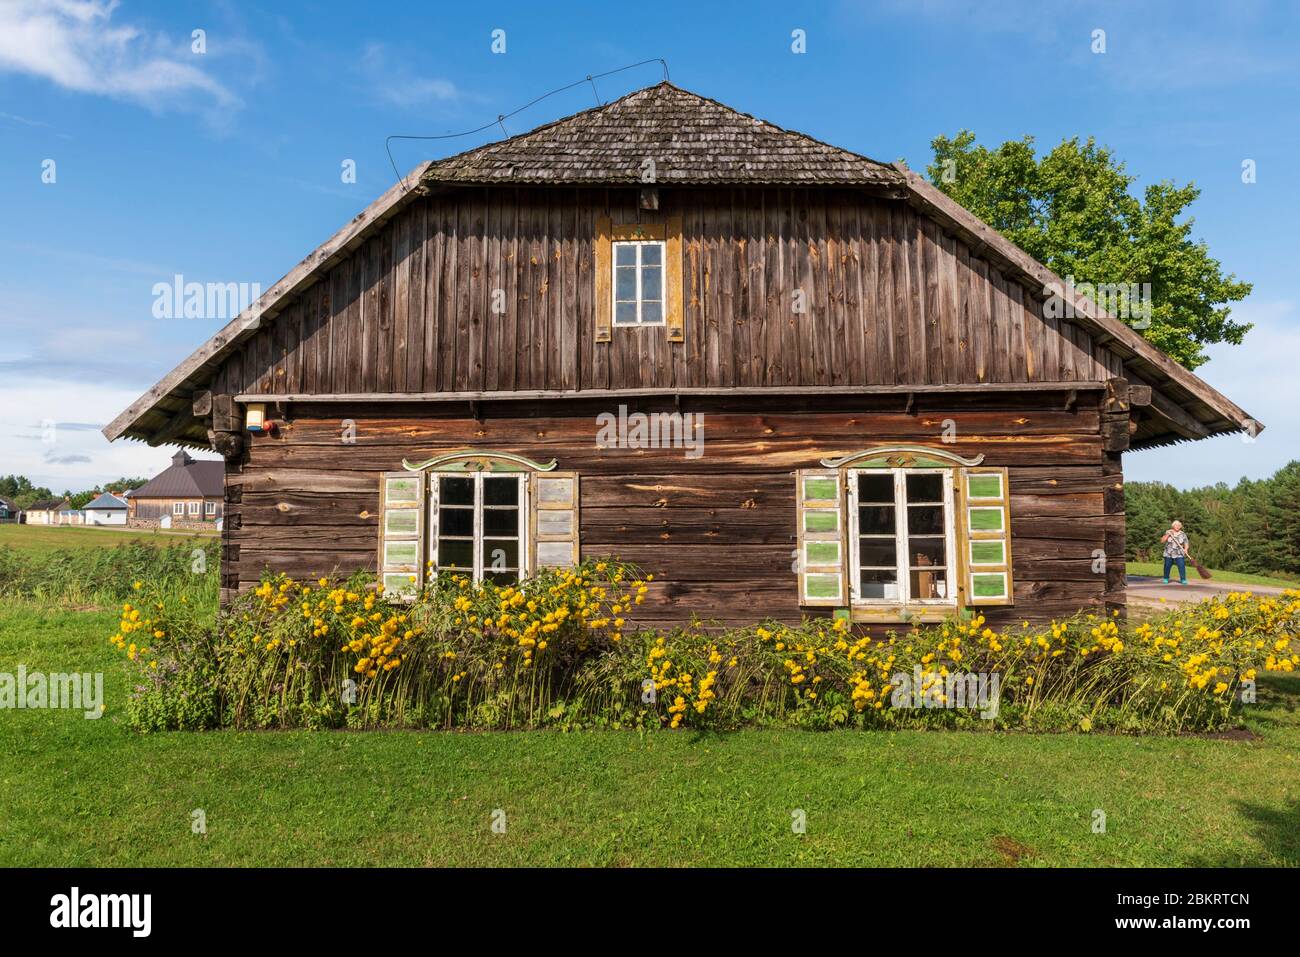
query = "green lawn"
xmin=1 ymin=601 xmax=1297 ymax=866
xmin=1127 ymin=561 xmax=1299 ymax=589
xmin=0 ymin=523 xmax=216 ymax=557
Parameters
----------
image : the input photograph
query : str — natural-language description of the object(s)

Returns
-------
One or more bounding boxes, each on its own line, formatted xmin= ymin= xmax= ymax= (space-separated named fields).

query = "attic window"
xmin=594 ymin=217 xmax=683 ymax=342
xmin=613 ymin=240 xmax=665 ymax=325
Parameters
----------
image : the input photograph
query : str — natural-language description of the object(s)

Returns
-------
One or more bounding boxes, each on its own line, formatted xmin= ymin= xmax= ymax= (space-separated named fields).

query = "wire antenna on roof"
xmin=384 ymin=58 xmax=671 ymax=193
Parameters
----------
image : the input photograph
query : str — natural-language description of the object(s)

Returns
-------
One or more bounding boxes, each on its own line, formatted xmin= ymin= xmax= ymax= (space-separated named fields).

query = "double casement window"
xmin=172 ymin=502 xmax=184 ymax=516
xmin=849 ymin=469 xmax=956 ymax=605
xmin=188 ymin=501 xmax=200 ymax=516
xmin=594 ymin=218 xmax=684 ymax=342
xmin=796 ymin=450 xmax=1014 ymax=616
xmin=205 ymin=501 xmax=217 ymax=516
xmin=377 ymin=454 xmax=580 ymax=598
xmin=431 ymin=473 xmax=526 ymax=585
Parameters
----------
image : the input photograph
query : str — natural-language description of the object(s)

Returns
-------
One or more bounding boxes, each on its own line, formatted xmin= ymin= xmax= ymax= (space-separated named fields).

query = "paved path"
xmin=1127 ymin=575 xmax=1290 ymax=605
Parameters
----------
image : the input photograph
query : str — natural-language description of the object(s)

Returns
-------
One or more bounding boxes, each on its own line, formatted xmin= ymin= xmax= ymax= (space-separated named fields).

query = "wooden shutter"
xmin=531 ymin=472 xmax=580 ymax=571
xmin=665 ymin=214 xmax=684 ymax=343
xmin=796 ymin=468 xmax=847 ymax=606
xmin=594 ymin=216 xmax=612 ymax=343
xmin=959 ymin=467 xmax=1014 ymax=606
xmin=378 ymin=471 xmax=425 ymax=599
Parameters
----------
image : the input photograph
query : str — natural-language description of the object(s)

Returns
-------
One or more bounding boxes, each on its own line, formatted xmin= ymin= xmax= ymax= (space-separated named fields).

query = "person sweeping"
xmin=1160 ymin=520 xmax=1193 ymax=585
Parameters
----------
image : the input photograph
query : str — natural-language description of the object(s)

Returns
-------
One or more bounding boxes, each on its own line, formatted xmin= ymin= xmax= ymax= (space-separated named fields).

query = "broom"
xmin=1187 ymin=552 xmax=1212 ymax=580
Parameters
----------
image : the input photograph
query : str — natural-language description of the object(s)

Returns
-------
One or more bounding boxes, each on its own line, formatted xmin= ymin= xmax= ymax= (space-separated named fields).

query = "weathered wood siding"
xmin=220 ymin=393 xmax=1120 ymax=627
xmin=213 ymin=188 xmax=1125 ymax=399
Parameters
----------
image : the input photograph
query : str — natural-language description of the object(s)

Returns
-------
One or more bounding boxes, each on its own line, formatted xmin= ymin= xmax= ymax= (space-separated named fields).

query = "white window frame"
xmin=848 ymin=468 xmax=957 ymax=608
xmin=428 ymin=473 xmax=529 ymax=584
xmin=205 ymin=501 xmax=217 ymax=516
xmin=611 ymin=239 xmax=667 ymax=326
xmin=187 ymin=501 xmax=200 ymax=515
xmin=172 ymin=502 xmax=184 ymax=516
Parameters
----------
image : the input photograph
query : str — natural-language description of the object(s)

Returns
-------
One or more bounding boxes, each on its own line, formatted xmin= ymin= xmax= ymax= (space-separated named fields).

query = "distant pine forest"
xmin=1126 ymin=461 xmax=1300 ymax=580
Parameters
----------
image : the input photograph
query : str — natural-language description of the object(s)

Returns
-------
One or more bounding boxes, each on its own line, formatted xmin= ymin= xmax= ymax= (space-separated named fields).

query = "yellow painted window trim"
xmin=594 ymin=215 xmax=684 ymax=344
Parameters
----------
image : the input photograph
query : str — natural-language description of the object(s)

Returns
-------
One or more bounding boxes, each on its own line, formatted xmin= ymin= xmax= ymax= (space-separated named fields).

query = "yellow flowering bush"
xmin=627 ymin=590 xmax=1300 ymax=733
xmin=112 ymin=563 xmax=1299 ymax=735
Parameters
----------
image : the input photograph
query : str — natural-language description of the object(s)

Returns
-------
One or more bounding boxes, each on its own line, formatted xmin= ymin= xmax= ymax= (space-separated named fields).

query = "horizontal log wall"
xmin=212 ymin=187 xmax=1126 ymax=400
xmin=221 ymin=394 xmax=1120 ymax=628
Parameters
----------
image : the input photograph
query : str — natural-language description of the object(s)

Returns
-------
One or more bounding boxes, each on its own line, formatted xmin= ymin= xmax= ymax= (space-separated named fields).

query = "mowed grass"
xmin=1127 ymin=561 xmax=1298 ymax=589
xmin=1 ymin=602 xmax=1297 ymax=867
xmin=0 ymin=523 xmax=215 ymax=558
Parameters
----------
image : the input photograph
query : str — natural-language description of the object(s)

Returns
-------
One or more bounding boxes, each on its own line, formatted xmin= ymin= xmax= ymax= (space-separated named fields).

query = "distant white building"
xmin=83 ymin=492 xmax=129 ymax=526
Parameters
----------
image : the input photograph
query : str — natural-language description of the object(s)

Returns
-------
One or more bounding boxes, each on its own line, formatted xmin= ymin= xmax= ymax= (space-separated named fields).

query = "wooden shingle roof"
xmin=422 ymin=82 xmax=904 ymax=187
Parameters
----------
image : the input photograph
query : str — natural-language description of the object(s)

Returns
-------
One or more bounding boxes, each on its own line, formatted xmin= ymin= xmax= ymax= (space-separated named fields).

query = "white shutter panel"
xmin=530 ymin=472 xmax=579 ymax=572
xmin=378 ymin=470 xmax=425 ymax=599
xmin=959 ymin=466 xmax=1014 ymax=606
xmin=797 ymin=468 xmax=847 ymax=606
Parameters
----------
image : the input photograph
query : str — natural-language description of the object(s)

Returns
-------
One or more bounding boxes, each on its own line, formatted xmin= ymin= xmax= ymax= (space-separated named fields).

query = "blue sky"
xmin=1 ymin=0 xmax=1296 ymax=492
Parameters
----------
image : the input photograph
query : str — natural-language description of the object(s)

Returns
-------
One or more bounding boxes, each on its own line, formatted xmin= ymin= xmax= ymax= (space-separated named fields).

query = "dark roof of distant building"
xmin=28 ymin=498 xmax=69 ymax=510
xmin=132 ymin=451 xmax=224 ymax=498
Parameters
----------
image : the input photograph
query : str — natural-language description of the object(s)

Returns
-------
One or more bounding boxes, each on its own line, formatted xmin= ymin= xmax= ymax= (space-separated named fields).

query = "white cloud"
xmin=0 ymin=0 xmax=237 ymax=111
xmin=0 ymin=377 xmax=217 ymax=492
xmin=359 ymin=41 xmax=460 ymax=108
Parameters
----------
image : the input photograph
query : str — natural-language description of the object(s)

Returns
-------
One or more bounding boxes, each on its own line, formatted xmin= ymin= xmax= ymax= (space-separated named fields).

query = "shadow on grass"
xmin=1244 ymin=674 xmax=1300 ymax=735
xmin=1188 ymin=798 xmax=1300 ymax=867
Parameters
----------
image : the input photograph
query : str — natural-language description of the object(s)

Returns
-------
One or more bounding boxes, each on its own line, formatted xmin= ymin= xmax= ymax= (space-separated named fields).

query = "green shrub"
xmin=109 ymin=562 xmax=1300 ymax=735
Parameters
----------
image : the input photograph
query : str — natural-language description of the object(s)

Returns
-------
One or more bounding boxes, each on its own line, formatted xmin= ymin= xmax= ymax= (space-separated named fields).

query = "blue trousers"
xmin=1163 ymin=556 xmax=1187 ymax=582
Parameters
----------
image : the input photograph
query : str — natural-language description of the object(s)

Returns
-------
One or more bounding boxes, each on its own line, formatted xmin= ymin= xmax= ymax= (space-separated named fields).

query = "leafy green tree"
xmin=927 ymin=131 xmax=1251 ymax=369
xmin=0 ymin=475 xmax=54 ymax=509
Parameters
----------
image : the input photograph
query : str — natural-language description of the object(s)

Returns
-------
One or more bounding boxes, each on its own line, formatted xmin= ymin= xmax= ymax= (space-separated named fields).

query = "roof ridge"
xmin=420 ymin=79 xmax=900 ymax=186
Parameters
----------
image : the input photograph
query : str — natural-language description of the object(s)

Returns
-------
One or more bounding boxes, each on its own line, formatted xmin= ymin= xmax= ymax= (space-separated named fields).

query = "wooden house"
xmin=127 ymin=451 xmax=224 ymax=527
xmin=0 ymin=497 xmax=21 ymax=523
xmin=104 ymin=83 xmax=1257 ymax=628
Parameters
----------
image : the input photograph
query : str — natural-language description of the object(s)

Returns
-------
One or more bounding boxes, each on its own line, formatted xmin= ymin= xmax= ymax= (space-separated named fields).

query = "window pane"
xmin=858 ymin=505 xmax=895 ymax=534
xmin=614 ymin=300 xmax=638 ymax=325
xmin=641 ymin=265 xmax=662 ymax=300
xmin=439 ymin=476 xmax=473 ymax=506
xmin=907 ymin=505 xmax=945 ymax=535
xmin=859 ymin=568 xmax=899 ymax=600
xmin=910 ymin=567 xmax=948 ymax=600
xmin=615 ymin=243 xmax=636 ymax=266
xmin=858 ymin=539 xmax=897 ymax=566
xmin=438 ymin=538 xmax=473 ymax=570
xmin=483 ymin=477 xmax=519 ymax=506
xmin=906 ymin=473 xmax=944 ymax=503
xmin=641 ymin=300 xmax=663 ymax=324
xmin=481 ymin=539 xmax=519 ymax=572
xmin=483 ymin=507 xmax=519 ymax=537
xmin=641 ymin=243 xmax=662 ymax=265
xmin=615 ymin=266 xmax=637 ymax=301
xmin=439 ymin=507 xmax=473 ymax=537
xmin=537 ymin=510 xmax=573 ymax=536
xmin=908 ymin=536 xmax=947 ymax=567
xmin=485 ymin=570 xmax=519 ymax=586
xmin=857 ymin=473 xmax=894 ymax=503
